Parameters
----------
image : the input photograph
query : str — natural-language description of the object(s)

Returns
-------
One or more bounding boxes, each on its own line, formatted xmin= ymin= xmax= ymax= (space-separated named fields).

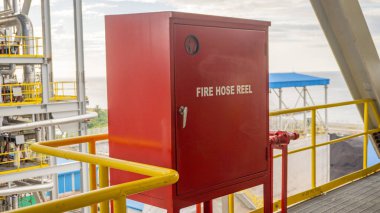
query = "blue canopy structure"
xmin=269 ymin=72 xmax=330 ymax=89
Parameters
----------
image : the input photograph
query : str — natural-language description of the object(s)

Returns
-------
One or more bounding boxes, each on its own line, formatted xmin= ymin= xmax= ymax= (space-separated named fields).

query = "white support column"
xmin=21 ymin=0 xmax=32 ymax=15
xmin=3 ymin=0 xmax=10 ymax=10
xmin=11 ymin=0 xmax=19 ymax=14
xmin=41 ymin=0 xmax=58 ymax=201
xmin=73 ymin=1 xmax=89 ymax=213
xmin=41 ymin=0 xmax=54 ymax=102
xmin=41 ymin=64 xmax=49 ymax=104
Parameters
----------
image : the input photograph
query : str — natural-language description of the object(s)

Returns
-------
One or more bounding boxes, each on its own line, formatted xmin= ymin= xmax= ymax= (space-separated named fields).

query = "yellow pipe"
xmin=99 ymin=166 xmax=110 ymax=213
xmin=113 ymin=196 xmax=127 ymax=213
xmin=88 ymin=141 xmax=98 ymax=213
xmin=38 ymin=133 xmax=108 ymax=147
xmin=228 ymin=194 xmax=234 ymax=213
xmin=273 ymin=145 xmax=313 ymax=158
xmin=311 ymin=109 xmax=316 ymax=188
xmin=31 ymin=142 xmax=173 ymax=177
xmin=363 ymin=102 xmax=368 ymax=169
xmin=317 ymin=132 xmax=368 ymax=148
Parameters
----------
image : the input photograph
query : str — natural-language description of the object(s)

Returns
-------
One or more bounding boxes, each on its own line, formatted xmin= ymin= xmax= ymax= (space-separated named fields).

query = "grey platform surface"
xmin=289 ymin=171 xmax=380 ymax=213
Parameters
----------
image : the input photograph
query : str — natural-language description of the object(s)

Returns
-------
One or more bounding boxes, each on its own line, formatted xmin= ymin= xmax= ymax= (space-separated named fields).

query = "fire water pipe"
xmin=0 ymin=112 xmax=98 ymax=133
xmin=269 ymin=131 xmax=299 ymax=213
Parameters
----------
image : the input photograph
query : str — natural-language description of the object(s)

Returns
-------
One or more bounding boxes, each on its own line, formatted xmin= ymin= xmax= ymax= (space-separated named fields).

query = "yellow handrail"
xmin=269 ymin=99 xmax=373 ymax=116
xmin=245 ymin=98 xmax=380 ymax=213
xmin=0 ymin=148 xmax=46 ymax=169
xmin=0 ymin=81 xmax=77 ymax=106
xmin=49 ymin=81 xmax=77 ymax=101
xmin=0 ymin=35 xmax=43 ymax=57
xmin=11 ymin=134 xmax=179 ymax=213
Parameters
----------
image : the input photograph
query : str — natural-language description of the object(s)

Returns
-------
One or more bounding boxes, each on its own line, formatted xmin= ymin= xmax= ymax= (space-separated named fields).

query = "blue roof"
xmin=269 ymin=72 xmax=330 ymax=89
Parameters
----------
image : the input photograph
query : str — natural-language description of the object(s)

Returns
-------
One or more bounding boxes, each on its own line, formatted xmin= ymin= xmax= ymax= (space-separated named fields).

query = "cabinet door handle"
xmin=179 ymin=106 xmax=188 ymax=128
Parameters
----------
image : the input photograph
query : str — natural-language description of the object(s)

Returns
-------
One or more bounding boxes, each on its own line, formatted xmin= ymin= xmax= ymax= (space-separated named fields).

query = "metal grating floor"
xmin=289 ymin=171 xmax=380 ymax=213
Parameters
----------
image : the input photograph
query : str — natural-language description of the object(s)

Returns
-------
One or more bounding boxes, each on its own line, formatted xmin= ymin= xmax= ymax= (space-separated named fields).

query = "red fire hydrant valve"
xmin=269 ymin=131 xmax=299 ymax=213
xmin=269 ymin=131 xmax=299 ymax=148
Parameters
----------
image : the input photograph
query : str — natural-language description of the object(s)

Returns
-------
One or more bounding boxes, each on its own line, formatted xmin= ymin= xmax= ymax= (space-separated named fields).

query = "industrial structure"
xmin=1 ymin=0 xmax=380 ymax=213
xmin=0 ymin=0 xmax=96 ymax=211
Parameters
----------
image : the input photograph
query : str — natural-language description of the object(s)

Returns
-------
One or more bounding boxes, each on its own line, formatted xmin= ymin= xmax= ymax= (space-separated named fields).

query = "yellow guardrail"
xmin=11 ymin=134 xmax=179 ymax=213
xmin=243 ymin=98 xmax=380 ymax=213
xmin=0 ymin=82 xmax=42 ymax=106
xmin=0 ymin=146 xmax=48 ymax=175
xmin=0 ymin=81 xmax=77 ymax=106
xmin=49 ymin=81 xmax=77 ymax=101
xmin=8 ymin=99 xmax=380 ymax=212
xmin=0 ymin=35 xmax=43 ymax=58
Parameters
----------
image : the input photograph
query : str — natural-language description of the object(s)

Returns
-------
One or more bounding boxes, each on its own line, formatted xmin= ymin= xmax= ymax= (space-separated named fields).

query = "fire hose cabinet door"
xmin=106 ymin=12 xmax=270 ymax=210
xmin=174 ymin=24 xmax=268 ymax=196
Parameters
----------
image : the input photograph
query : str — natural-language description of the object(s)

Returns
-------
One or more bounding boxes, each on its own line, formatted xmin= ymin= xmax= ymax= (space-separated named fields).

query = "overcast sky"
xmin=26 ymin=0 xmax=380 ymax=79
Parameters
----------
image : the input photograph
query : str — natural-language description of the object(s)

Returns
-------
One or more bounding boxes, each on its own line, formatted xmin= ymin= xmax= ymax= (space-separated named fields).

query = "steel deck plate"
xmin=289 ymin=171 xmax=380 ymax=213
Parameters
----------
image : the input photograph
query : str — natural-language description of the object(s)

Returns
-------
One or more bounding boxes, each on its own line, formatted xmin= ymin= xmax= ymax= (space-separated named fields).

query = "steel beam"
xmin=21 ymin=0 xmax=32 ymax=15
xmin=41 ymin=0 xmax=59 ymax=200
xmin=311 ymin=0 xmax=380 ymax=156
xmin=73 ymin=1 xmax=89 ymax=212
xmin=41 ymin=0 xmax=54 ymax=99
xmin=0 ymin=162 xmax=81 ymax=184
xmin=0 ymin=112 xmax=96 ymax=133
xmin=0 ymin=102 xmax=79 ymax=116
xmin=73 ymin=1 xmax=86 ymax=117
xmin=0 ymin=57 xmax=43 ymax=64
xmin=0 ymin=183 xmax=53 ymax=196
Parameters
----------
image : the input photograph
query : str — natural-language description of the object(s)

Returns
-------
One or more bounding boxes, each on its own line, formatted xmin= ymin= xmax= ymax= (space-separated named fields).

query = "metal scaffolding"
xmin=0 ymin=0 xmax=92 ymax=211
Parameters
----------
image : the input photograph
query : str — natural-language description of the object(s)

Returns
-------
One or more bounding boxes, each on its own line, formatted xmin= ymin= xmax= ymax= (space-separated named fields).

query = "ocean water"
xmin=82 ymin=71 xmax=363 ymax=125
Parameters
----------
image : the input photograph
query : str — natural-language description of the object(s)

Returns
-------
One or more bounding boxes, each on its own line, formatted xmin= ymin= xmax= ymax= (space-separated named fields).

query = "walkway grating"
xmin=289 ymin=171 xmax=380 ymax=213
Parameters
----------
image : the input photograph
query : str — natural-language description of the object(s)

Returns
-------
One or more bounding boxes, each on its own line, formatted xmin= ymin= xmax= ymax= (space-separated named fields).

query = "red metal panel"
xmin=105 ymin=12 xmax=174 ymax=202
xmin=174 ymin=24 xmax=268 ymax=196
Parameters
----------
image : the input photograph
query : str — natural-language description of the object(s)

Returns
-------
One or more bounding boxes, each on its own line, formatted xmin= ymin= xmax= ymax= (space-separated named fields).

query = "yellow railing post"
xmin=311 ymin=109 xmax=317 ymax=188
xmin=113 ymin=196 xmax=127 ymax=213
xmin=99 ymin=165 xmax=110 ymax=213
xmin=228 ymin=194 xmax=234 ymax=213
xmin=88 ymin=140 xmax=98 ymax=213
xmin=363 ymin=102 xmax=368 ymax=169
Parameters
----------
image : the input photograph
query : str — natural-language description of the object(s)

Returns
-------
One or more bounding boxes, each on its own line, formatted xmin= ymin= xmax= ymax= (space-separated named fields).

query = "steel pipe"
xmin=0 ymin=112 xmax=97 ymax=133
xmin=0 ymin=182 xmax=53 ymax=196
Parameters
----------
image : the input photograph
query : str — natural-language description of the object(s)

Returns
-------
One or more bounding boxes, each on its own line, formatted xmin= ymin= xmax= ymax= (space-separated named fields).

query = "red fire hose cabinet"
xmin=106 ymin=12 xmax=271 ymax=212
